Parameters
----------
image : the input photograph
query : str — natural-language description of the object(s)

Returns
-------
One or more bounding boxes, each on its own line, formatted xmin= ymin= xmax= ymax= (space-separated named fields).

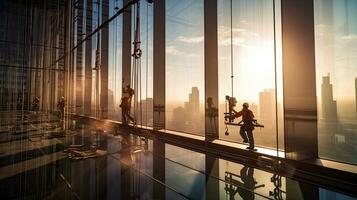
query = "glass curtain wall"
xmin=0 ymin=0 xmax=66 ymax=117
xmin=90 ymin=0 xmax=102 ymax=118
xmin=72 ymin=0 xmax=85 ymax=115
xmin=314 ymin=0 xmax=357 ymax=164
xmin=108 ymin=0 xmax=123 ymax=121
xmin=131 ymin=0 xmax=153 ymax=127
xmin=68 ymin=0 xmax=152 ymax=124
xmin=217 ymin=0 xmax=284 ymax=151
xmin=165 ymin=0 xmax=205 ymax=135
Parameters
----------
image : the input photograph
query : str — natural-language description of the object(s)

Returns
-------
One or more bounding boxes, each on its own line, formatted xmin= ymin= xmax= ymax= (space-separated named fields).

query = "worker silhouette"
xmin=236 ymin=166 xmax=262 ymax=200
xmin=32 ymin=96 xmax=40 ymax=111
xmin=234 ymin=103 xmax=256 ymax=150
xmin=224 ymin=166 xmax=264 ymax=200
xmin=57 ymin=96 xmax=65 ymax=121
xmin=120 ymin=85 xmax=135 ymax=125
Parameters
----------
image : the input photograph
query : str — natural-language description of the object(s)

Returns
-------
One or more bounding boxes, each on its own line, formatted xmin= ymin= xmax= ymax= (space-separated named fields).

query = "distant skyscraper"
xmin=184 ymin=87 xmax=199 ymax=113
xmin=321 ymin=74 xmax=337 ymax=120
xmin=191 ymin=87 xmax=199 ymax=112
xmin=172 ymin=106 xmax=185 ymax=128
xmin=259 ymin=89 xmax=275 ymax=120
xmin=139 ymin=98 xmax=154 ymax=125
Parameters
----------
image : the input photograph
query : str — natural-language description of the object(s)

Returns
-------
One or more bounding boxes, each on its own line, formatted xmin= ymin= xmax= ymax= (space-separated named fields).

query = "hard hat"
xmin=243 ymin=102 xmax=249 ymax=108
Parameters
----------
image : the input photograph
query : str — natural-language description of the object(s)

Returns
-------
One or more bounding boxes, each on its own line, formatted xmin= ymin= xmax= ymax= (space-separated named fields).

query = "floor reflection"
xmin=224 ymin=166 xmax=265 ymax=200
xmin=0 ymin=111 xmax=356 ymax=200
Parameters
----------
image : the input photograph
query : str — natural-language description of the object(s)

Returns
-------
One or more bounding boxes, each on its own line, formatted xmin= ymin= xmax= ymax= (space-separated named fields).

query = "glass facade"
xmin=165 ymin=0 xmax=205 ymax=135
xmin=2 ymin=0 xmax=357 ymax=199
xmin=217 ymin=0 xmax=284 ymax=150
xmin=0 ymin=0 xmax=66 ymax=113
xmin=314 ymin=0 xmax=357 ymax=164
xmin=1 ymin=0 xmax=357 ymax=177
xmin=108 ymin=0 xmax=123 ymax=121
xmin=134 ymin=0 xmax=153 ymax=127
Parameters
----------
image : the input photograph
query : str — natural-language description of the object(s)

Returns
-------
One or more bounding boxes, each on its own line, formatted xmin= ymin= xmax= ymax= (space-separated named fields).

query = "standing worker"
xmin=234 ymin=103 xmax=256 ymax=150
xmin=57 ymin=96 xmax=65 ymax=121
xmin=120 ymin=85 xmax=135 ymax=125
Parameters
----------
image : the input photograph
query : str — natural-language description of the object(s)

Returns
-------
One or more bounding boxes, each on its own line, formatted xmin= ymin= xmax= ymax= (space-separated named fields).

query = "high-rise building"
xmin=184 ymin=87 xmax=199 ymax=113
xmin=139 ymin=98 xmax=154 ymax=125
xmin=191 ymin=87 xmax=199 ymax=113
xmin=321 ymin=74 xmax=337 ymax=120
xmin=259 ymin=89 xmax=275 ymax=120
xmin=0 ymin=0 xmax=66 ymax=111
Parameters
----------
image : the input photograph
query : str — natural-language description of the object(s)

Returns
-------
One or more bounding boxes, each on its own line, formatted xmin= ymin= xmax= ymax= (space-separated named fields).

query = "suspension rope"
xmin=128 ymin=0 xmax=152 ymax=129
xmin=225 ymin=0 xmax=234 ymax=133
xmin=134 ymin=3 xmax=137 ymax=125
xmin=230 ymin=0 xmax=234 ymax=98
xmin=138 ymin=1 xmax=142 ymax=128
xmin=272 ymin=0 xmax=280 ymax=160
xmin=114 ymin=0 xmax=118 ymax=115
xmin=145 ymin=2 xmax=149 ymax=128
xmin=131 ymin=1 xmax=141 ymax=127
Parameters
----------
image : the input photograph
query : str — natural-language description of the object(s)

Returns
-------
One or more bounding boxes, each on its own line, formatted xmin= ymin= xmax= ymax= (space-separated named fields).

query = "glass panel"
xmin=314 ymin=0 xmax=357 ymax=164
xmin=219 ymin=159 xmax=287 ymax=199
xmin=165 ymin=144 xmax=206 ymax=199
xmin=73 ymin=0 xmax=85 ymax=115
xmin=0 ymin=0 xmax=66 ymax=117
xmin=134 ymin=1 xmax=153 ymax=127
xmin=217 ymin=0 xmax=284 ymax=151
xmin=165 ymin=0 xmax=205 ymax=135
xmin=319 ymin=188 xmax=357 ymax=200
xmin=91 ymin=0 xmax=102 ymax=118
xmin=108 ymin=0 xmax=123 ymax=121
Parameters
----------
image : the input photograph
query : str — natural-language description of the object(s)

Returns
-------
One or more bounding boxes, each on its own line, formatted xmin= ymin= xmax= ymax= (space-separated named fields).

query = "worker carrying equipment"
xmin=224 ymin=95 xmax=264 ymax=151
xmin=120 ymin=85 xmax=135 ymax=125
xmin=224 ymin=95 xmax=237 ymax=122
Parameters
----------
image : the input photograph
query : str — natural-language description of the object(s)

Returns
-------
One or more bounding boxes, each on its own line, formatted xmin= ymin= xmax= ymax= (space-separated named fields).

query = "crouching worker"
xmin=120 ymin=85 xmax=135 ymax=125
xmin=234 ymin=103 xmax=256 ymax=150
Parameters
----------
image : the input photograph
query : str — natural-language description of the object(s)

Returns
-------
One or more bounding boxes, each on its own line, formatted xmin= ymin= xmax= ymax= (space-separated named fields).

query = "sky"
xmin=165 ymin=0 xmax=279 ymax=103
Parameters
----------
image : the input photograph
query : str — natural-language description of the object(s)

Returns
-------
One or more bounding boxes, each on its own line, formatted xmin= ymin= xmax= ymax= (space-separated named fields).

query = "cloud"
xmin=340 ymin=34 xmax=357 ymax=41
xmin=166 ymin=46 xmax=182 ymax=55
xmin=217 ymin=25 xmax=258 ymax=48
xmin=315 ymin=24 xmax=333 ymax=37
xmin=176 ymin=36 xmax=204 ymax=44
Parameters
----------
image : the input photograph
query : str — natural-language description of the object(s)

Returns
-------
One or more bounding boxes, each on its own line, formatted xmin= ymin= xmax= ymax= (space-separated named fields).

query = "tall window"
xmin=217 ymin=0 xmax=284 ymax=150
xmin=133 ymin=0 xmax=153 ymax=127
xmin=108 ymin=0 xmax=123 ymax=121
xmin=165 ymin=0 xmax=205 ymax=135
xmin=314 ymin=0 xmax=357 ymax=164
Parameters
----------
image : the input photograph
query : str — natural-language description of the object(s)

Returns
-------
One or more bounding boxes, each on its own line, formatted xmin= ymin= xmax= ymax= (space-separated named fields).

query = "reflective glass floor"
xmin=0 ymin=111 xmax=356 ymax=200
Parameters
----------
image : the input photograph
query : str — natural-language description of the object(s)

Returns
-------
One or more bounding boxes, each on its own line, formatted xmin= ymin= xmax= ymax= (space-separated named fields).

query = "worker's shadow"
xmin=225 ymin=166 xmax=265 ymax=200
